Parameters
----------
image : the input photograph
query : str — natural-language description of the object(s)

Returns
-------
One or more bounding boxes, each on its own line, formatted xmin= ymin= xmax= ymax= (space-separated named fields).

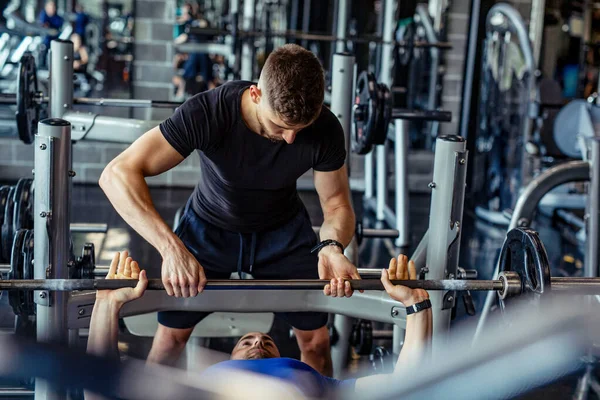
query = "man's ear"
xmin=249 ymin=85 xmax=262 ymax=105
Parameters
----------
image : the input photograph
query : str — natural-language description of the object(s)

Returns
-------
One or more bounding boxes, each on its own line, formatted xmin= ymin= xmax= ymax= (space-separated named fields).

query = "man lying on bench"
xmin=85 ymin=252 xmax=432 ymax=398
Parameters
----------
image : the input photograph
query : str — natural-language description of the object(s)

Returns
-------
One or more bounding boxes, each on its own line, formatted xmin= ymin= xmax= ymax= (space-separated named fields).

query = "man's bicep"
xmin=314 ymin=167 xmax=351 ymax=212
xmin=110 ymin=126 xmax=186 ymax=177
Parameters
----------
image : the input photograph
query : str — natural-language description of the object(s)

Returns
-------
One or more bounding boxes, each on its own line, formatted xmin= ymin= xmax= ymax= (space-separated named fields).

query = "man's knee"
xmin=295 ymin=326 xmax=331 ymax=355
xmin=153 ymin=324 xmax=193 ymax=353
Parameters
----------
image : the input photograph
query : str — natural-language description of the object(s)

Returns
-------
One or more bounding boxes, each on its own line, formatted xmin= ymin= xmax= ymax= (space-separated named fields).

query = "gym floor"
xmin=0 ymin=181 xmax=584 ymax=398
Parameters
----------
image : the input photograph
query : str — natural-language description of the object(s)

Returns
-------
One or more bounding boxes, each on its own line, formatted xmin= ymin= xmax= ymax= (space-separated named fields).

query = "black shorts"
xmin=157 ymin=203 xmax=328 ymax=331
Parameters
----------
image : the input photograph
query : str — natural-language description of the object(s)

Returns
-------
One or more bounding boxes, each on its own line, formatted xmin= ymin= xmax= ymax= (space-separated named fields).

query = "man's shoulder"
xmin=300 ymin=106 xmax=344 ymax=146
xmin=184 ymin=81 xmax=251 ymax=108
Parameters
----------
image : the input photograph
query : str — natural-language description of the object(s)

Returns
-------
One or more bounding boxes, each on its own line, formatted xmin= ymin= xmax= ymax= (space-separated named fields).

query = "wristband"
xmin=405 ymin=299 xmax=431 ymax=315
xmin=310 ymin=239 xmax=344 ymax=254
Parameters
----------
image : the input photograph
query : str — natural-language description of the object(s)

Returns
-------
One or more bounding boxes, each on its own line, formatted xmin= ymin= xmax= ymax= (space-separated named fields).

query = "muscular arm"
xmin=314 ymin=166 xmax=355 ymax=247
xmin=99 ymin=127 xmax=185 ymax=256
xmin=86 ymin=299 xmax=122 ymax=359
xmin=79 ymin=46 xmax=89 ymax=65
xmin=353 ymin=305 xmax=432 ymax=391
xmin=354 ymin=263 xmax=432 ymax=391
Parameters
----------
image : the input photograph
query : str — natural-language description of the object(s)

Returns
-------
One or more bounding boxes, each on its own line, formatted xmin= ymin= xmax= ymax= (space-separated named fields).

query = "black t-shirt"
xmin=160 ymin=81 xmax=346 ymax=233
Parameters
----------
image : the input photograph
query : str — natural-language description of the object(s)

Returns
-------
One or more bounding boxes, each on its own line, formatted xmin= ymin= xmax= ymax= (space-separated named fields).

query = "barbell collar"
xmin=498 ymin=272 xmax=522 ymax=299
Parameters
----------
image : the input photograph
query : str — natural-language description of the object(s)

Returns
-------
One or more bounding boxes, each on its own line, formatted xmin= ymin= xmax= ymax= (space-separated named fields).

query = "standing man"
xmin=39 ymin=0 xmax=63 ymax=67
xmin=99 ymin=44 xmax=359 ymax=376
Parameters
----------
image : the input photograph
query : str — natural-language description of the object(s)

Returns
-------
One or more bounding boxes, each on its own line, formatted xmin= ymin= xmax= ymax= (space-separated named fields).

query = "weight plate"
xmin=498 ymin=228 xmax=551 ymax=313
xmin=13 ymin=178 xmax=33 ymax=235
xmin=352 ymin=71 xmax=379 ymax=155
xmin=374 ymin=83 xmax=392 ymax=145
xmin=0 ymin=187 xmax=11 ymax=263
xmin=350 ymin=319 xmax=373 ymax=355
xmin=16 ymin=53 xmax=40 ymax=145
xmin=1 ymin=187 xmax=16 ymax=262
xmin=9 ymin=229 xmax=27 ymax=316
xmin=72 ymin=243 xmax=96 ymax=280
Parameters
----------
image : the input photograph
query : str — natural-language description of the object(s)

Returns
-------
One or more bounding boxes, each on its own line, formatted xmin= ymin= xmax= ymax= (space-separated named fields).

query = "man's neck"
xmin=240 ymin=89 xmax=260 ymax=135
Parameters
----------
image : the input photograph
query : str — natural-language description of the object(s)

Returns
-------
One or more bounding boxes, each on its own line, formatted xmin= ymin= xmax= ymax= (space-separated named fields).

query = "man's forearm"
xmin=100 ymin=166 xmax=181 ymax=255
xmin=319 ymin=206 xmax=355 ymax=247
xmin=354 ymin=301 xmax=432 ymax=391
xmin=394 ymin=308 xmax=432 ymax=370
xmin=87 ymin=300 xmax=121 ymax=358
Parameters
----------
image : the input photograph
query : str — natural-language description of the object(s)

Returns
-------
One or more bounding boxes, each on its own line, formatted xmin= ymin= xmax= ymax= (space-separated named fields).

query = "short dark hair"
xmin=260 ymin=44 xmax=325 ymax=125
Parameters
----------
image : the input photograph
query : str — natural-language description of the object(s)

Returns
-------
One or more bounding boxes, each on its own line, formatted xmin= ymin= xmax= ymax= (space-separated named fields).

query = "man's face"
xmin=46 ymin=2 xmax=56 ymax=16
xmin=230 ymin=332 xmax=281 ymax=360
xmin=252 ymin=86 xmax=314 ymax=144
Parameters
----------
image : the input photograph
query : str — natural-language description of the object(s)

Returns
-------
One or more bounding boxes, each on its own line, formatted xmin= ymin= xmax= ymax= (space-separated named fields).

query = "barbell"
xmin=2 ymin=228 xmax=599 ymax=309
xmin=184 ymin=26 xmax=454 ymax=49
xmin=3 ymin=54 xmax=183 ymax=145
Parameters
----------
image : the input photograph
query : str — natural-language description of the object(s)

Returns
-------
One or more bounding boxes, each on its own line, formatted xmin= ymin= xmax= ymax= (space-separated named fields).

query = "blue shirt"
xmin=38 ymin=11 xmax=63 ymax=30
xmin=74 ymin=12 xmax=89 ymax=36
xmin=202 ymin=358 xmax=356 ymax=397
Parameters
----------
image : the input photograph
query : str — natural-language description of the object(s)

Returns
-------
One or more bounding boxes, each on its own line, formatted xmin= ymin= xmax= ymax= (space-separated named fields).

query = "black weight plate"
xmin=72 ymin=242 xmax=96 ymax=280
xmin=373 ymin=83 xmax=392 ymax=145
xmin=21 ymin=229 xmax=34 ymax=316
xmin=0 ymin=187 xmax=11 ymax=263
xmin=352 ymin=71 xmax=379 ymax=155
xmin=498 ymin=228 xmax=551 ymax=313
xmin=13 ymin=178 xmax=33 ymax=234
xmin=16 ymin=53 xmax=39 ymax=145
xmin=9 ymin=229 xmax=27 ymax=316
xmin=350 ymin=319 xmax=373 ymax=355
xmin=1 ymin=187 xmax=15 ymax=262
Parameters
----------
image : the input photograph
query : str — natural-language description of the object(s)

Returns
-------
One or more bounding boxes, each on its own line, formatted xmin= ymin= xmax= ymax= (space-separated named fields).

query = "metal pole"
xmin=49 ymin=40 xmax=73 ymax=118
xmin=425 ymin=135 xmax=468 ymax=353
xmin=376 ymin=144 xmax=387 ymax=221
xmin=416 ymin=5 xmax=441 ymax=143
xmin=34 ymin=118 xmax=72 ymax=400
xmin=365 ymin=152 xmax=374 ymax=199
xmin=335 ymin=0 xmax=349 ymax=53
xmin=2 ymin=276 xmax=600 ymax=292
xmin=330 ymin=52 xmax=356 ymax=377
xmin=64 ymin=111 xmax=161 ymax=143
xmin=528 ymin=0 xmax=546 ymax=66
xmin=301 ymin=0 xmax=311 ymax=49
xmin=0 ymin=278 xmax=505 ymax=291
xmin=379 ymin=0 xmax=395 ymax=86
xmin=458 ymin=0 xmax=480 ymax=139
xmin=330 ymin=53 xmax=356 ymax=173
xmin=586 ymin=138 xmax=600 ymax=278
xmin=374 ymin=0 xmax=395 ymax=222
xmin=241 ymin=0 xmax=255 ymax=81
xmin=395 ymin=120 xmax=410 ymax=247
xmin=73 ymin=98 xmax=182 ymax=108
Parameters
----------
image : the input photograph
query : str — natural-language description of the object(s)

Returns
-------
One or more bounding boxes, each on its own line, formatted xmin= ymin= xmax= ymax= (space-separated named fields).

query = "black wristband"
xmin=310 ymin=239 xmax=344 ymax=254
xmin=405 ymin=299 xmax=432 ymax=315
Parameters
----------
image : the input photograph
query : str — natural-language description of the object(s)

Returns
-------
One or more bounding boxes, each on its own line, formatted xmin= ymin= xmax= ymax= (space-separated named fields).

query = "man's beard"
xmin=256 ymin=108 xmax=283 ymax=143
xmin=244 ymin=349 xmax=273 ymax=360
